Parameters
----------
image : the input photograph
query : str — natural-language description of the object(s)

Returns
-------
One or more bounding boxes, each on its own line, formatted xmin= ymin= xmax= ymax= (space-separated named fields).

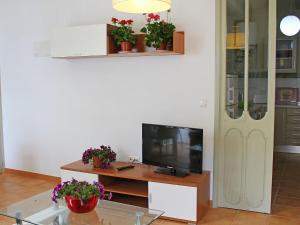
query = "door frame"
xmin=0 ymin=71 xmax=4 ymax=174
xmin=213 ymin=0 xmax=277 ymax=211
xmin=213 ymin=0 xmax=222 ymax=208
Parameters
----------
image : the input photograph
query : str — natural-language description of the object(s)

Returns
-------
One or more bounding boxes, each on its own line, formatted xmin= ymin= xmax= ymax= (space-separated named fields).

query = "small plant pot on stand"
xmin=120 ymin=41 xmax=133 ymax=53
xmin=93 ymin=156 xmax=102 ymax=168
xmin=82 ymin=146 xmax=116 ymax=169
xmin=156 ymin=42 xmax=167 ymax=51
xmin=93 ymin=156 xmax=112 ymax=169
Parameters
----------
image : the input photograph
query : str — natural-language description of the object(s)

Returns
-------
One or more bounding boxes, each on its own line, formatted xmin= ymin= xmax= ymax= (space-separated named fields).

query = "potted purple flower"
xmin=52 ymin=179 xmax=112 ymax=214
xmin=82 ymin=145 xmax=117 ymax=169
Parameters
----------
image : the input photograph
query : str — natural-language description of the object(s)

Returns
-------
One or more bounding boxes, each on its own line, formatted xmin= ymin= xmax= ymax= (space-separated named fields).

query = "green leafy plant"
xmin=140 ymin=13 xmax=176 ymax=49
xmin=52 ymin=179 xmax=111 ymax=203
xmin=111 ymin=18 xmax=136 ymax=46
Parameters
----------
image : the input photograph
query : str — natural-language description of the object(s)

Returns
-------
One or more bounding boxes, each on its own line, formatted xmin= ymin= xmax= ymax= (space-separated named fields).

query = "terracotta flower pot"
xmin=157 ymin=42 xmax=167 ymax=51
xmin=93 ymin=156 xmax=102 ymax=168
xmin=93 ymin=157 xmax=111 ymax=169
xmin=120 ymin=41 xmax=132 ymax=52
xmin=65 ymin=195 xmax=98 ymax=214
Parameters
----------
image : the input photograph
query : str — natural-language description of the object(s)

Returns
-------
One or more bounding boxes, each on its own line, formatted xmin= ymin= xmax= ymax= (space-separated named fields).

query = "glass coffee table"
xmin=0 ymin=190 xmax=164 ymax=225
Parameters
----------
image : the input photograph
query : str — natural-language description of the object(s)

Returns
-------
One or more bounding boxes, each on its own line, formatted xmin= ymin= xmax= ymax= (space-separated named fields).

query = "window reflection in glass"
xmin=248 ymin=0 xmax=269 ymax=120
xmin=226 ymin=0 xmax=245 ymax=119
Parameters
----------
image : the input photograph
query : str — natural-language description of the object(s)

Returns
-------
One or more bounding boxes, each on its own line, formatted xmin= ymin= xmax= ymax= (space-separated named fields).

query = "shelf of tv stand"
xmin=102 ymin=178 xmax=148 ymax=198
xmin=61 ymin=161 xmax=207 ymax=187
xmin=110 ymin=194 xmax=148 ymax=208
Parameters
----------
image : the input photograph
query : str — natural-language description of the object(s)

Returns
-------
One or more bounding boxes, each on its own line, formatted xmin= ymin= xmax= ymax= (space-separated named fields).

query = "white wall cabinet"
xmin=51 ymin=24 xmax=108 ymax=58
xmin=148 ymin=182 xmax=197 ymax=222
xmin=61 ymin=169 xmax=98 ymax=183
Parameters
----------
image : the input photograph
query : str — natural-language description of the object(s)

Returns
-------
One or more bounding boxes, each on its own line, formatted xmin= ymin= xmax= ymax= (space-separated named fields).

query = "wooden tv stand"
xmin=61 ymin=161 xmax=210 ymax=224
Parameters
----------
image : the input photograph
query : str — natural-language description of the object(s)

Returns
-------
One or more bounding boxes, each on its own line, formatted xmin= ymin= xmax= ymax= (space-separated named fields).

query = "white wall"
xmin=0 ymin=0 xmax=216 ymax=192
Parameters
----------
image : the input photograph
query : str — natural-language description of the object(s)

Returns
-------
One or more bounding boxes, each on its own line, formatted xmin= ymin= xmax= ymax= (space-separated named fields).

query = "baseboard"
xmin=275 ymin=145 xmax=300 ymax=154
xmin=4 ymin=168 xmax=61 ymax=183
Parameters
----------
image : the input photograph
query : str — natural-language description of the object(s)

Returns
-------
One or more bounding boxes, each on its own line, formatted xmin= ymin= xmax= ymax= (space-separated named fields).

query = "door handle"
xmin=149 ymin=193 xmax=152 ymax=204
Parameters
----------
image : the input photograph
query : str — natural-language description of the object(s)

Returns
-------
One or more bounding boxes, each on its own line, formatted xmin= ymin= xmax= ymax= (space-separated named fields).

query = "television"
xmin=142 ymin=123 xmax=203 ymax=177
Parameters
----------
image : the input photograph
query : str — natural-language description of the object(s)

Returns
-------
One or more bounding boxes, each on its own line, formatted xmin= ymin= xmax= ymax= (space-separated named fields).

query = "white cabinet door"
xmin=51 ymin=24 xmax=107 ymax=58
xmin=61 ymin=169 xmax=98 ymax=183
xmin=148 ymin=182 xmax=197 ymax=222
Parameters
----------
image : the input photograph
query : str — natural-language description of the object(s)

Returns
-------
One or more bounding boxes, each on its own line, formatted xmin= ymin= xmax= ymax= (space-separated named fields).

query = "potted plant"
xmin=82 ymin=145 xmax=117 ymax=169
xmin=111 ymin=17 xmax=136 ymax=52
xmin=140 ymin=13 xmax=176 ymax=51
xmin=52 ymin=179 xmax=112 ymax=213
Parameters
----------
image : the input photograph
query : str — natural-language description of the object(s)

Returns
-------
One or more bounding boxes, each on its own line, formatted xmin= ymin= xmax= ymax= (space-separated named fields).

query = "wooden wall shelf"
xmin=50 ymin=24 xmax=184 ymax=58
xmin=107 ymin=51 xmax=182 ymax=57
xmin=107 ymin=26 xmax=184 ymax=57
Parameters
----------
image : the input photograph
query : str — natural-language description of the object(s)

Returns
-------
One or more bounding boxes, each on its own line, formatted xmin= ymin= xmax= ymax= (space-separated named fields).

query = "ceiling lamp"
xmin=226 ymin=25 xmax=245 ymax=50
xmin=112 ymin=0 xmax=171 ymax=14
xmin=280 ymin=0 xmax=300 ymax=36
xmin=280 ymin=15 xmax=300 ymax=36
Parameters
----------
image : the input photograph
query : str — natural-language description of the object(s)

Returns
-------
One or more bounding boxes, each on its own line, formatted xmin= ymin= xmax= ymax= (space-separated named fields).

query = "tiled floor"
xmin=272 ymin=153 xmax=300 ymax=207
xmin=271 ymin=152 xmax=300 ymax=222
xmin=0 ymin=154 xmax=300 ymax=225
xmin=0 ymin=170 xmax=59 ymax=224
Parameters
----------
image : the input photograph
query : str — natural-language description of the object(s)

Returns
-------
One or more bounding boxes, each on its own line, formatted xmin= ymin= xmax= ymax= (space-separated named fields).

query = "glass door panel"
xmin=226 ymin=0 xmax=245 ymax=119
xmin=276 ymin=39 xmax=297 ymax=73
xmin=248 ymin=0 xmax=269 ymax=120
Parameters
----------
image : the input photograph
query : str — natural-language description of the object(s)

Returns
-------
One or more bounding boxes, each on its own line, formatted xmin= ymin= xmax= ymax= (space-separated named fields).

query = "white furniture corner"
xmin=148 ymin=182 xmax=197 ymax=221
xmin=50 ymin=24 xmax=108 ymax=58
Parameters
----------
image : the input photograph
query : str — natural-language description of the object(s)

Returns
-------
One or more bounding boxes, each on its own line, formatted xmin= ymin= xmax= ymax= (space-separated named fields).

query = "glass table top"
xmin=0 ymin=190 xmax=164 ymax=225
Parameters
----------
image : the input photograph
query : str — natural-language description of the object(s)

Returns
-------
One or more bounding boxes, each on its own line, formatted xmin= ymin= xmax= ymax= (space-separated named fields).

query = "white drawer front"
xmin=51 ymin=24 xmax=107 ymax=57
xmin=60 ymin=169 xmax=98 ymax=183
xmin=148 ymin=182 xmax=197 ymax=221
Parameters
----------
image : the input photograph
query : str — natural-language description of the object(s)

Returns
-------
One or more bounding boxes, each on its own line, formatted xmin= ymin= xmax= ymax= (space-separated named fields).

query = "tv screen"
xmin=142 ymin=123 xmax=203 ymax=173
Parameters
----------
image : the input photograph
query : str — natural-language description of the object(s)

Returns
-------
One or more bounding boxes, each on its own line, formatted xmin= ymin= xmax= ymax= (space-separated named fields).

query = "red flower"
xmin=126 ymin=19 xmax=133 ymax=25
xmin=111 ymin=17 xmax=118 ymax=23
xmin=147 ymin=18 xmax=152 ymax=23
xmin=120 ymin=20 xmax=126 ymax=25
xmin=147 ymin=13 xmax=160 ymax=21
xmin=148 ymin=13 xmax=154 ymax=18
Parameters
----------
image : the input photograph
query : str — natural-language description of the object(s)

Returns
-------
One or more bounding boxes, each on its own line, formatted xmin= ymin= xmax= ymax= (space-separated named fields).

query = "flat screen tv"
xmin=142 ymin=123 xmax=203 ymax=177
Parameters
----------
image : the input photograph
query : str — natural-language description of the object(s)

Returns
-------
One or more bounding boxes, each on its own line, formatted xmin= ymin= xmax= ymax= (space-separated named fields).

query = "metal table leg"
xmin=15 ymin=212 xmax=23 ymax=225
xmin=135 ymin=211 xmax=144 ymax=225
